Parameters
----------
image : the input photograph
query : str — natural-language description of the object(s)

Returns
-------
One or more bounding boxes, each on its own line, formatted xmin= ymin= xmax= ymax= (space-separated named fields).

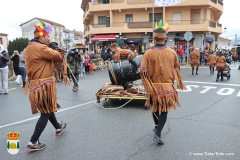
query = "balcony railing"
xmin=112 ymin=22 xmax=125 ymax=27
xmin=165 ymin=19 xmax=207 ymax=25
xmin=92 ymin=23 xmax=110 ymax=28
xmin=127 ymin=22 xmax=152 ymax=28
xmin=127 ymin=0 xmax=152 ymax=5
xmin=112 ymin=0 xmax=124 ymax=3
xmin=218 ymin=0 xmax=223 ymax=5
xmin=217 ymin=23 xmax=222 ymax=27
xmin=210 ymin=0 xmax=217 ymax=4
xmin=84 ymin=26 xmax=90 ymax=35
xmin=209 ymin=20 xmax=216 ymax=28
xmin=54 ymin=32 xmax=62 ymax=36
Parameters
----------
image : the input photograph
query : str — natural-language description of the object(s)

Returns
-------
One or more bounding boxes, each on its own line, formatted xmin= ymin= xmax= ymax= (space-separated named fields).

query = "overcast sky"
xmin=1 ymin=0 xmax=238 ymax=40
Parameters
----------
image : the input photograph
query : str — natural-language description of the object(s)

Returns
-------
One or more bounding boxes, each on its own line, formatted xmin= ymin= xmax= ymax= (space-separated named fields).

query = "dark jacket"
xmin=67 ymin=51 xmax=82 ymax=74
xmin=0 ymin=50 xmax=9 ymax=68
xmin=11 ymin=55 xmax=20 ymax=67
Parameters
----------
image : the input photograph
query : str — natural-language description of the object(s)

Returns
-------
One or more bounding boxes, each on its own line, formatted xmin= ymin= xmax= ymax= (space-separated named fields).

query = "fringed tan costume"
xmin=232 ymin=51 xmax=238 ymax=62
xmin=208 ymin=54 xmax=217 ymax=66
xmin=216 ymin=56 xmax=226 ymax=71
xmin=111 ymin=47 xmax=136 ymax=62
xmin=140 ymin=46 xmax=185 ymax=112
xmin=24 ymin=42 xmax=70 ymax=114
xmin=189 ymin=51 xmax=200 ymax=67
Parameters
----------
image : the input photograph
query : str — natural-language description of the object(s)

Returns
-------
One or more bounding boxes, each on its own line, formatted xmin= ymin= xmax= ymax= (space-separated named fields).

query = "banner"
xmin=155 ymin=0 xmax=185 ymax=6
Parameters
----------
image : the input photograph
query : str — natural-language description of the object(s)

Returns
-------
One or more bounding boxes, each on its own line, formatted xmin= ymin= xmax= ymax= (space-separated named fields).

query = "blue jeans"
xmin=19 ymin=66 xmax=26 ymax=83
xmin=178 ymin=55 xmax=183 ymax=63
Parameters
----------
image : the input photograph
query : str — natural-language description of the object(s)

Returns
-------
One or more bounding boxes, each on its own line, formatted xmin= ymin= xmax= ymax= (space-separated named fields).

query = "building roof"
xmin=73 ymin=30 xmax=83 ymax=36
xmin=0 ymin=33 xmax=8 ymax=36
xmin=63 ymin=28 xmax=72 ymax=33
xmin=20 ymin=17 xmax=65 ymax=27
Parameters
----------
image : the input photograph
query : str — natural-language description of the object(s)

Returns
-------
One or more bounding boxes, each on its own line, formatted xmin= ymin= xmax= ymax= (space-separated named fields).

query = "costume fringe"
xmin=27 ymin=78 xmax=60 ymax=114
xmin=140 ymin=70 xmax=185 ymax=112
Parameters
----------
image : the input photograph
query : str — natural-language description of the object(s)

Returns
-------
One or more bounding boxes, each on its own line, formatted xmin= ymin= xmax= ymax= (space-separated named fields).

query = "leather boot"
xmin=196 ymin=67 xmax=198 ymax=75
xmin=192 ymin=68 xmax=194 ymax=75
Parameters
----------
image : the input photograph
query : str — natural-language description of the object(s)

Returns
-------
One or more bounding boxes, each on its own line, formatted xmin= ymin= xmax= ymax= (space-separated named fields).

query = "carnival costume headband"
xmin=150 ymin=20 xmax=170 ymax=46
xmin=34 ymin=20 xmax=52 ymax=38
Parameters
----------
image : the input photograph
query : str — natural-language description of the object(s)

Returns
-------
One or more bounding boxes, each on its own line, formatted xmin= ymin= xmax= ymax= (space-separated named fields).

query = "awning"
xmin=91 ymin=34 xmax=118 ymax=42
xmin=126 ymin=38 xmax=143 ymax=43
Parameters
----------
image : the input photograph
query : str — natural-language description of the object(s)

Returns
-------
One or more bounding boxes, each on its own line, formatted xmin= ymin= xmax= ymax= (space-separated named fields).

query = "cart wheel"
xmin=103 ymin=99 xmax=109 ymax=108
xmin=227 ymin=75 xmax=230 ymax=80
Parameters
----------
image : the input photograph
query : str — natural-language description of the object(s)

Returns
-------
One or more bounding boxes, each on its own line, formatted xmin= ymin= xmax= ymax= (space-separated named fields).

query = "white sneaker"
xmin=80 ymin=74 xmax=83 ymax=77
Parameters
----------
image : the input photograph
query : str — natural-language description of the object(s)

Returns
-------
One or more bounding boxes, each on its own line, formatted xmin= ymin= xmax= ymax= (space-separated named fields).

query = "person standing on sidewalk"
xmin=0 ymin=44 xmax=9 ymax=95
xmin=19 ymin=49 xmax=26 ymax=87
xmin=189 ymin=48 xmax=200 ymax=75
xmin=11 ymin=50 xmax=22 ymax=84
xmin=177 ymin=46 xmax=184 ymax=64
xmin=24 ymin=22 xmax=68 ymax=151
xmin=140 ymin=28 xmax=185 ymax=145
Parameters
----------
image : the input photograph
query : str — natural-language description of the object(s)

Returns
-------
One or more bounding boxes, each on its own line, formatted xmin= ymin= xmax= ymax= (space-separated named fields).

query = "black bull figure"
xmin=108 ymin=55 xmax=142 ymax=89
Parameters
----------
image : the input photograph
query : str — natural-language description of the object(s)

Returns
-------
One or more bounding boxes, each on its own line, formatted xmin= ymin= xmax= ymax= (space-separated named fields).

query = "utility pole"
xmin=235 ymin=34 xmax=237 ymax=49
xmin=152 ymin=0 xmax=154 ymax=34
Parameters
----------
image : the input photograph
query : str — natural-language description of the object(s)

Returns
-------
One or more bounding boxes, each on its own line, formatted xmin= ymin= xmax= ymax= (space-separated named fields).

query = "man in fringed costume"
xmin=110 ymin=43 xmax=139 ymax=73
xmin=216 ymin=52 xmax=226 ymax=81
xmin=140 ymin=28 xmax=185 ymax=145
xmin=208 ymin=51 xmax=217 ymax=75
xmin=24 ymin=21 xmax=70 ymax=151
xmin=189 ymin=48 xmax=200 ymax=75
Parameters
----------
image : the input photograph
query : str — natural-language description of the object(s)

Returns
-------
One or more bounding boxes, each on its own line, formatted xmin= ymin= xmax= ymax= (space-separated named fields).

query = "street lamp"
xmin=224 ymin=27 xmax=227 ymax=33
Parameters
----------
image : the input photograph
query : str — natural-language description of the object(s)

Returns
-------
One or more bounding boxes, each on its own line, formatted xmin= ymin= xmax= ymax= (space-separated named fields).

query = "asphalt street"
xmin=0 ymin=63 xmax=240 ymax=160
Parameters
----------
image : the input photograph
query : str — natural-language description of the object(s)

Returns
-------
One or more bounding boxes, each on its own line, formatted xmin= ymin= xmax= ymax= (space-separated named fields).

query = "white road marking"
xmin=0 ymin=100 xmax=96 ymax=129
xmin=183 ymin=81 xmax=240 ymax=87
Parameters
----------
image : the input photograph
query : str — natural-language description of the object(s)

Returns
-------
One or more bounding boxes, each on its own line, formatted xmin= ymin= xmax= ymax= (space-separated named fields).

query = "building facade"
xmin=73 ymin=30 xmax=84 ymax=47
xmin=0 ymin=33 xmax=8 ymax=52
xmin=81 ymin=0 xmax=223 ymax=52
xmin=217 ymin=37 xmax=231 ymax=50
xmin=20 ymin=17 xmax=65 ymax=47
xmin=63 ymin=29 xmax=74 ymax=49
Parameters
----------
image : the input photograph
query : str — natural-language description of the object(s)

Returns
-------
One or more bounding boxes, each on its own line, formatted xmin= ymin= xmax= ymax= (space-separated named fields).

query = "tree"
xmin=7 ymin=141 xmax=10 ymax=149
xmin=7 ymin=38 xmax=29 ymax=56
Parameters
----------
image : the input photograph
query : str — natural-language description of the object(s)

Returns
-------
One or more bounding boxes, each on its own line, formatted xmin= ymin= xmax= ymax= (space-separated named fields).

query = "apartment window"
xmin=149 ymin=13 xmax=163 ymax=22
xmin=173 ymin=12 xmax=181 ymax=22
xmin=98 ymin=16 xmax=107 ymax=24
xmin=0 ymin=38 xmax=2 ymax=44
xmin=126 ymin=14 xmax=133 ymax=22
xmin=194 ymin=12 xmax=200 ymax=23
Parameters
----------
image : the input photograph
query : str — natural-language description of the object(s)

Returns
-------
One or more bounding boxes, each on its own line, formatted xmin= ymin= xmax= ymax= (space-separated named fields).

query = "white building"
xmin=73 ymin=29 xmax=84 ymax=46
xmin=63 ymin=29 xmax=74 ymax=49
xmin=20 ymin=17 xmax=65 ymax=47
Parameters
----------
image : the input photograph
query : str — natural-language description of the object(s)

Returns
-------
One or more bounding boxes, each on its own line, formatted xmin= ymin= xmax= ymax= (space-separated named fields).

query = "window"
xmin=173 ymin=12 xmax=181 ymax=22
xmin=126 ymin=14 xmax=133 ymax=22
xmin=0 ymin=38 xmax=2 ymax=44
xmin=194 ymin=12 xmax=200 ymax=23
xmin=149 ymin=13 xmax=162 ymax=22
xmin=98 ymin=16 xmax=107 ymax=24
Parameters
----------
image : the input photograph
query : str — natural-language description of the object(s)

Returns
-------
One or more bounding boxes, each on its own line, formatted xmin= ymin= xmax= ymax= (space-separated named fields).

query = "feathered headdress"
xmin=34 ymin=20 xmax=52 ymax=38
xmin=150 ymin=19 xmax=170 ymax=46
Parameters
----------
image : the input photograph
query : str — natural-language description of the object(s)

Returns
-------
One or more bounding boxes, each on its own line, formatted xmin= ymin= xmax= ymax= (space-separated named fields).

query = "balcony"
xmin=211 ymin=0 xmax=217 ymax=4
xmin=218 ymin=0 xmax=223 ymax=5
xmin=54 ymin=32 xmax=62 ymax=36
xmin=127 ymin=22 xmax=152 ymax=28
xmin=165 ymin=19 xmax=222 ymax=33
xmin=127 ymin=0 xmax=152 ymax=5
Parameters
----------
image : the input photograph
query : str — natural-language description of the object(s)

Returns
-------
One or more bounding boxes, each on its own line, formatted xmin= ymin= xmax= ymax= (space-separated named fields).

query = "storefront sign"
xmin=98 ymin=39 xmax=108 ymax=41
